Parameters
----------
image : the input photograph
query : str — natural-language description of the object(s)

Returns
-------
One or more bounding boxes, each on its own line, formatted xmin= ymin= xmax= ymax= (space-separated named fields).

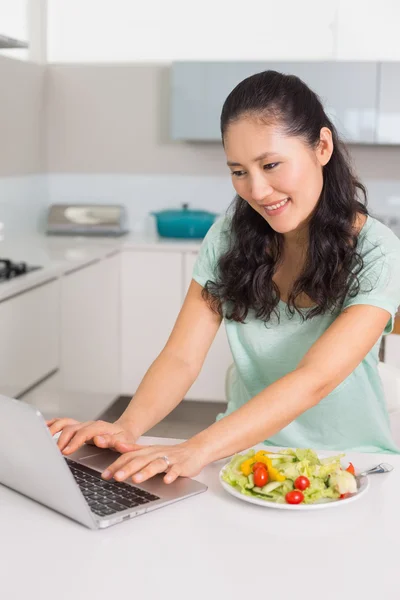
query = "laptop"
xmin=0 ymin=394 xmax=208 ymax=529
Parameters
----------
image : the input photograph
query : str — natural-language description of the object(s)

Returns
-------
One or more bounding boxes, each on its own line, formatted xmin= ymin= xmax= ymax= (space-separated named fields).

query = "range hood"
xmin=0 ymin=34 xmax=28 ymax=49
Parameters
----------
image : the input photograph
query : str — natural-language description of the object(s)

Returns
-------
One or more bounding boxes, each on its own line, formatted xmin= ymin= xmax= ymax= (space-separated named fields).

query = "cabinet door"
xmin=384 ymin=334 xmax=400 ymax=371
xmin=121 ymin=250 xmax=183 ymax=395
xmin=60 ymin=254 xmax=120 ymax=394
xmin=0 ymin=279 xmax=60 ymax=398
xmin=376 ymin=63 xmax=400 ymax=144
xmin=171 ymin=61 xmax=378 ymax=143
xmin=282 ymin=62 xmax=378 ymax=144
xmin=183 ymin=252 xmax=232 ymax=402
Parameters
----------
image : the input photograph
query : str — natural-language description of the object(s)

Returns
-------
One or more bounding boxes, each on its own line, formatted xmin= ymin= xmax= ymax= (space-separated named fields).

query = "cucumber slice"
xmin=245 ymin=473 xmax=255 ymax=489
xmin=253 ymin=481 xmax=283 ymax=495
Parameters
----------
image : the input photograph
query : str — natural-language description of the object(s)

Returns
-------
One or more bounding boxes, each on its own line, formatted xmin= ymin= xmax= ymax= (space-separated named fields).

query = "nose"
xmin=250 ymin=174 xmax=274 ymax=203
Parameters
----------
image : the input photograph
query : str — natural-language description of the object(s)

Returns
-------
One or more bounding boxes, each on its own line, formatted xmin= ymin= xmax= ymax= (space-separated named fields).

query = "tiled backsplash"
xmin=46 ymin=174 xmax=235 ymax=234
xmin=1 ymin=174 xmax=400 ymax=237
xmin=0 ymin=175 xmax=48 ymax=235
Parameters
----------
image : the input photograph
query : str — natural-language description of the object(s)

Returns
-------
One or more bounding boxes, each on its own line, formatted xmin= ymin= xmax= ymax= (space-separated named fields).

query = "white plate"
xmin=219 ymin=459 xmax=370 ymax=511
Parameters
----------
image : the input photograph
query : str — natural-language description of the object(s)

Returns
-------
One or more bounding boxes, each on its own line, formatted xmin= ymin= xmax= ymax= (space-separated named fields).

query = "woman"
xmin=48 ymin=70 xmax=400 ymax=487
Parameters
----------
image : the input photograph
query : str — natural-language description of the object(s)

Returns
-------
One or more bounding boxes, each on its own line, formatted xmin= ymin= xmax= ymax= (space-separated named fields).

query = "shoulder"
xmin=192 ymin=215 xmax=232 ymax=286
xmin=357 ymin=215 xmax=400 ymax=267
xmin=199 ymin=214 xmax=232 ymax=257
xmin=343 ymin=216 xmax=400 ymax=330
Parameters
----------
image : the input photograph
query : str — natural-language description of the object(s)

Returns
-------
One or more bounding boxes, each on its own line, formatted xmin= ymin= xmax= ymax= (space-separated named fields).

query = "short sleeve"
xmin=192 ymin=217 xmax=231 ymax=288
xmin=342 ymin=239 xmax=400 ymax=334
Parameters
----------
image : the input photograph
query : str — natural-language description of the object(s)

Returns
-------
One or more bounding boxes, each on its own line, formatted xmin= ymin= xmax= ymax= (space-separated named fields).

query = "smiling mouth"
xmin=263 ymin=198 xmax=290 ymax=212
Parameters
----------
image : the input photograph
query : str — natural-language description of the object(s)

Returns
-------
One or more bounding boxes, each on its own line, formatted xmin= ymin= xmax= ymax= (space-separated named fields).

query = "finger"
xmin=131 ymin=458 xmax=171 ymax=484
xmin=102 ymin=448 xmax=160 ymax=481
xmin=62 ymin=421 xmax=113 ymax=454
xmin=91 ymin=432 xmax=133 ymax=449
xmin=101 ymin=452 xmax=143 ymax=480
xmin=57 ymin=423 xmax=85 ymax=451
xmin=48 ymin=418 xmax=80 ymax=437
xmin=112 ymin=439 xmax=144 ymax=453
xmin=92 ymin=433 xmax=113 ymax=448
xmin=164 ymin=465 xmax=181 ymax=484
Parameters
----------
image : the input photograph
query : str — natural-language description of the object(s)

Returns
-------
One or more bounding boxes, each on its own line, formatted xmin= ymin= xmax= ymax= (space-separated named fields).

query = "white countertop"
xmin=0 ymin=232 xmax=203 ymax=302
xmin=1 ymin=437 xmax=399 ymax=600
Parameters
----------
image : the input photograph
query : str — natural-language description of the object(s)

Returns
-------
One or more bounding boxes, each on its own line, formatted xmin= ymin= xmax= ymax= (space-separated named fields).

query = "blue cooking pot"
xmin=151 ymin=203 xmax=218 ymax=239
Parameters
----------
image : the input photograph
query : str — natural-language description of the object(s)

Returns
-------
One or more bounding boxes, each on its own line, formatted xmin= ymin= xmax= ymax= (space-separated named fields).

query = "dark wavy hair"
xmin=203 ymin=70 xmax=368 ymax=323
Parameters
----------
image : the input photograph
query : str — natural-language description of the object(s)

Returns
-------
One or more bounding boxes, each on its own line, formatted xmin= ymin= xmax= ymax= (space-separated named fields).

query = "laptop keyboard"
xmin=66 ymin=459 xmax=160 ymax=518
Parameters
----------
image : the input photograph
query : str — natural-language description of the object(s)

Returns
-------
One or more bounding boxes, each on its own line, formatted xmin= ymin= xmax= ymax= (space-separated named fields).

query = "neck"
xmin=283 ymin=224 xmax=309 ymax=254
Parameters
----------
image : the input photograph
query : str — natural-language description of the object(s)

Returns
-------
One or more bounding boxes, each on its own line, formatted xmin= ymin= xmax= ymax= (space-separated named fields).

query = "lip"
xmin=262 ymin=197 xmax=290 ymax=208
xmin=262 ymin=197 xmax=291 ymax=218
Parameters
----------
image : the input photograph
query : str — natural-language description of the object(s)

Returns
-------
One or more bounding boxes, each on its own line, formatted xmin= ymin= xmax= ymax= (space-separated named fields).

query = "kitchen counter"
xmin=1 ymin=437 xmax=400 ymax=600
xmin=0 ymin=232 xmax=203 ymax=302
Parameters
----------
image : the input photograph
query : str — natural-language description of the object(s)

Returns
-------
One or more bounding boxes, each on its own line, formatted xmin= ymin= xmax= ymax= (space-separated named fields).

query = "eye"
xmin=231 ymin=170 xmax=246 ymax=178
xmin=264 ymin=162 xmax=279 ymax=170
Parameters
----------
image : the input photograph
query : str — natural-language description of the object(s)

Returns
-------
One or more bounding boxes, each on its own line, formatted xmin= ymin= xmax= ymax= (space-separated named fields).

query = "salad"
xmin=221 ymin=448 xmax=358 ymax=505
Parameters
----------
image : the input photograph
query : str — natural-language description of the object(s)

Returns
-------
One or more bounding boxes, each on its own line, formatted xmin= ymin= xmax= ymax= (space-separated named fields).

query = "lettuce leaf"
xmin=222 ymin=447 xmax=355 ymax=505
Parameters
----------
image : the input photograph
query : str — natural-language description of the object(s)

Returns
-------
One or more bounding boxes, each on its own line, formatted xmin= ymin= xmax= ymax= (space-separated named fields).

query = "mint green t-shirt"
xmin=192 ymin=215 xmax=400 ymax=454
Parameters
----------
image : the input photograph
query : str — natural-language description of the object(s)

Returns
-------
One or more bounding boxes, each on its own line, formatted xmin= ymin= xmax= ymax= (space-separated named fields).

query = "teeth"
xmin=265 ymin=198 xmax=289 ymax=211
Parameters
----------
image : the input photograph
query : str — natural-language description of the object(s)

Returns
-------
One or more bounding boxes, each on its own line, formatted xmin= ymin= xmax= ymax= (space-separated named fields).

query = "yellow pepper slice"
xmin=240 ymin=457 xmax=256 ymax=476
xmin=240 ymin=451 xmax=286 ymax=481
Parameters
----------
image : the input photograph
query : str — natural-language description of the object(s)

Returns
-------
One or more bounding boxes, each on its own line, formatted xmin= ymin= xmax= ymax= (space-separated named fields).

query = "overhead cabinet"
xmin=171 ymin=61 xmax=379 ymax=144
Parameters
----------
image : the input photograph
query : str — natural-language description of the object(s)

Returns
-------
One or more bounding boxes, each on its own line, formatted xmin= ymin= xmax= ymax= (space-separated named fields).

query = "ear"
xmin=316 ymin=127 xmax=333 ymax=167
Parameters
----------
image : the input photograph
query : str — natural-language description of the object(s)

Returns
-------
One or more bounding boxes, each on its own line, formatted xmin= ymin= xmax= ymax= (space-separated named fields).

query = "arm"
xmin=194 ymin=304 xmax=390 ymax=464
xmin=50 ymin=279 xmax=222 ymax=453
xmin=103 ymin=303 xmax=391 ymax=485
xmin=118 ymin=280 xmax=222 ymax=438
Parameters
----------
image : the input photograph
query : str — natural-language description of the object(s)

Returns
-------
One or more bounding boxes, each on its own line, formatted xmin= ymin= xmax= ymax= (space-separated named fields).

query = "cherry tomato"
xmin=252 ymin=462 xmax=267 ymax=473
xmin=346 ymin=462 xmax=355 ymax=476
xmin=294 ymin=476 xmax=310 ymax=491
xmin=285 ymin=490 xmax=304 ymax=504
xmin=253 ymin=466 xmax=269 ymax=487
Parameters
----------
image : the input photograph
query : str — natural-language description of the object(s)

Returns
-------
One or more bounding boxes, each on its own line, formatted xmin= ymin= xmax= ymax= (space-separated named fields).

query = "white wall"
xmin=47 ymin=0 xmax=337 ymax=62
xmin=47 ymin=0 xmax=400 ymax=63
xmin=0 ymin=0 xmax=28 ymax=40
xmin=0 ymin=54 xmax=45 ymax=175
xmin=0 ymin=0 xmax=395 ymax=237
xmin=43 ymin=62 xmax=400 ymax=233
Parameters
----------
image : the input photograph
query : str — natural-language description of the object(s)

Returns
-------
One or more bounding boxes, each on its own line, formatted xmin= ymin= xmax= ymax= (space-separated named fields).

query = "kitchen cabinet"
xmin=0 ymin=279 xmax=60 ymax=398
xmin=376 ymin=62 xmax=400 ymax=144
xmin=60 ymin=253 xmax=120 ymax=394
xmin=384 ymin=333 xmax=400 ymax=371
xmin=121 ymin=250 xmax=183 ymax=395
xmin=171 ymin=61 xmax=378 ymax=143
xmin=183 ymin=252 xmax=232 ymax=402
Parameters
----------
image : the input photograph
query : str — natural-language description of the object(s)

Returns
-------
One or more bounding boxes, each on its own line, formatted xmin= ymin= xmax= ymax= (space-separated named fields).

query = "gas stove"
xmin=0 ymin=259 xmax=42 ymax=282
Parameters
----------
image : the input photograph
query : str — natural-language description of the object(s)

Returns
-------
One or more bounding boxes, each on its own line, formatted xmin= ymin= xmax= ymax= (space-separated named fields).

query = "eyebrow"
xmin=226 ymin=151 xmax=277 ymax=167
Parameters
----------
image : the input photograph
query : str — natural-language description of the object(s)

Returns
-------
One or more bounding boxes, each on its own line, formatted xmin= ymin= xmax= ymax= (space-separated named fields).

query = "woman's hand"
xmin=46 ymin=416 xmax=141 ymax=455
xmin=101 ymin=439 xmax=208 ymax=485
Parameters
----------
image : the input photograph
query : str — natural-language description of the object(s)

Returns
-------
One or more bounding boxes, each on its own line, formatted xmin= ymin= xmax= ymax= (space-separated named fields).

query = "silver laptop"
xmin=0 ymin=394 xmax=207 ymax=529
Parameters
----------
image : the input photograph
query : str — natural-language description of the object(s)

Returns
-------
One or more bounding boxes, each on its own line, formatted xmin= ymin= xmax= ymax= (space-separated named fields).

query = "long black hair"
xmin=203 ymin=70 xmax=368 ymax=323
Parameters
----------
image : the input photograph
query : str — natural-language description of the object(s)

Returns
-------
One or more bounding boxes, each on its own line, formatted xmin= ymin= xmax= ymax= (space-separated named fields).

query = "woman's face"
xmin=223 ymin=118 xmax=333 ymax=238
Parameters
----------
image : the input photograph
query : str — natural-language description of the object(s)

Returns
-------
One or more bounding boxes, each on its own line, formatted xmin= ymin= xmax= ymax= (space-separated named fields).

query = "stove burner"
xmin=0 ymin=258 xmax=41 ymax=281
